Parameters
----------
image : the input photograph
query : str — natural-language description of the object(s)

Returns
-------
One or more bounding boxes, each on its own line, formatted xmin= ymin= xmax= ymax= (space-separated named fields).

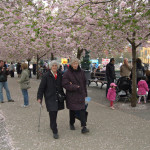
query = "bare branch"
xmin=64 ymin=0 xmax=113 ymax=20
xmin=126 ymin=37 xmax=132 ymax=44
xmin=136 ymin=32 xmax=150 ymax=48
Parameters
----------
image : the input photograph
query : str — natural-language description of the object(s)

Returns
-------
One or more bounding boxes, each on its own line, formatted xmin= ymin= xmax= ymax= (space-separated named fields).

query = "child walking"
xmin=107 ymin=83 xmax=117 ymax=109
xmin=137 ymin=77 xmax=149 ymax=104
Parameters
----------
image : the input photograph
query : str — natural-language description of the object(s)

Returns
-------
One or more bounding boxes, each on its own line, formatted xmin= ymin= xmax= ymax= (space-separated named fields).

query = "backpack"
xmin=136 ymin=68 xmax=144 ymax=78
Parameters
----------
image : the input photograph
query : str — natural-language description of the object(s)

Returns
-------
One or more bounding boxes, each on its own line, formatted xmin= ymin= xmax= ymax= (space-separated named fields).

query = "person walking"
xmin=37 ymin=60 xmax=65 ymax=139
xmin=107 ymin=83 xmax=117 ymax=109
xmin=106 ymin=58 xmax=116 ymax=97
xmin=137 ymin=77 xmax=149 ymax=104
xmin=0 ymin=60 xmax=14 ymax=103
xmin=16 ymin=62 xmax=22 ymax=78
xmin=18 ymin=63 xmax=30 ymax=107
xmin=120 ymin=58 xmax=132 ymax=77
xmin=62 ymin=58 xmax=89 ymax=134
xmin=9 ymin=62 xmax=15 ymax=77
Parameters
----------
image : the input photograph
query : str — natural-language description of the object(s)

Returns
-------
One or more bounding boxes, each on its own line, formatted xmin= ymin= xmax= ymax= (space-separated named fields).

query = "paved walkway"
xmin=1 ymin=76 xmax=150 ymax=150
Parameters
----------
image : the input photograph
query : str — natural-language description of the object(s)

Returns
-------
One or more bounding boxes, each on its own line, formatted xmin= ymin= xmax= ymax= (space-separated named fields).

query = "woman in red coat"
xmin=62 ymin=58 xmax=89 ymax=134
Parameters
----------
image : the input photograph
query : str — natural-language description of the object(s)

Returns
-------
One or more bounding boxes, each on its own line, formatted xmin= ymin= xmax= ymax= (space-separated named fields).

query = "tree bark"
xmin=51 ymin=53 xmax=54 ymax=60
xmin=131 ymin=43 xmax=137 ymax=107
xmin=77 ymin=48 xmax=84 ymax=59
xmin=36 ymin=54 xmax=40 ymax=79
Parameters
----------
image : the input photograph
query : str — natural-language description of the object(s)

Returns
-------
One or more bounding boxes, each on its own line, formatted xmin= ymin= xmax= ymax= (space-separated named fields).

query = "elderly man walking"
xmin=0 ymin=60 xmax=14 ymax=103
xmin=120 ymin=58 xmax=132 ymax=77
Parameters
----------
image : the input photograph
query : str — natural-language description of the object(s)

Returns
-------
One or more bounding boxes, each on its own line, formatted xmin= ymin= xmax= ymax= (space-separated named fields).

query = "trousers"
xmin=70 ymin=109 xmax=86 ymax=127
xmin=49 ymin=111 xmax=58 ymax=134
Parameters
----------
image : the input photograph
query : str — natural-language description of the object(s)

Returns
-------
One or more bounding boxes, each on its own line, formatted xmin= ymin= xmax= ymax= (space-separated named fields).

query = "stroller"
xmin=116 ymin=76 xmax=132 ymax=102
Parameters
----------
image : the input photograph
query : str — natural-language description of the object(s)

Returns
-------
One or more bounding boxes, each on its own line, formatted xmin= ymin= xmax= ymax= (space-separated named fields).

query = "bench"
xmin=88 ymin=71 xmax=107 ymax=88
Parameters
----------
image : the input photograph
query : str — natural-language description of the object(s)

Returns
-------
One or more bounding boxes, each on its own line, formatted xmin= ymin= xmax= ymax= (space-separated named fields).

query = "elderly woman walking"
xmin=37 ymin=60 xmax=65 ymax=139
xmin=62 ymin=58 xmax=89 ymax=134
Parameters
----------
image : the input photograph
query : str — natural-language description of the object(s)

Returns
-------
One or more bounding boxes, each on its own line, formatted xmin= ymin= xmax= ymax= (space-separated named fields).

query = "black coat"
xmin=62 ymin=66 xmax=87 ymax=110
xmin=37 ymin=70 xmax=64 ymax=112
xmin=0 ymin=67 xmax=9 ymax=82
xmin=106 ymin=62 xmax=115 ymax=82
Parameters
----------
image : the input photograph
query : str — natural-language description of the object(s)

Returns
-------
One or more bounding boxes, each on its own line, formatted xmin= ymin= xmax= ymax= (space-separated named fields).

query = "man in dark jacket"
xmin=37 ymin=60 xmax=65 ymax=139
xmin=0 ymin=60 xmax=14 ymax=103
xmin=106 ymin=58 xmax=116 ymax=97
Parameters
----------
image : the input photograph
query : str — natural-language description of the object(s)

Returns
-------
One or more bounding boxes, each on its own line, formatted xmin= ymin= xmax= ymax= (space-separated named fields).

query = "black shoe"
xmin=81 ymin=127 xmax=89 ymax=134
xmin=53 ymin=133 xmax=59 ymax=139
xmin=0 ymin=101 xmax=4 ymax=103
xmin=8 ymin=99 xmax=14 ymax=102
xmin=70 ymin=124 xmax=75 ymax=130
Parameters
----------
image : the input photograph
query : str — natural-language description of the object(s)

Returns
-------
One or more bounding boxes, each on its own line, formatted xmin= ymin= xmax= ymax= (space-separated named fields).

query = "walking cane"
xmin=38 ymin=103 xmax=42 ymax=132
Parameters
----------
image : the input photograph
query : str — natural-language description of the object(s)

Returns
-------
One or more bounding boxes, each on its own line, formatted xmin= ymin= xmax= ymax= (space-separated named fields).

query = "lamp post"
xmin=147 ymin=54 xmax=150 ymax=69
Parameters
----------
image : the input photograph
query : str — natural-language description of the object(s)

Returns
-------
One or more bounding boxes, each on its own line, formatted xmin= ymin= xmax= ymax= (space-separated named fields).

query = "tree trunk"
xmin=36 ymin=54 xmax=40 ymax=79
xmin=131 ymin=43 xmax=137 ymax=107
xmin=77 ymin=48 xmax=84 ymax=60
xmin=51 ymin=53 xmax=54 ymax=60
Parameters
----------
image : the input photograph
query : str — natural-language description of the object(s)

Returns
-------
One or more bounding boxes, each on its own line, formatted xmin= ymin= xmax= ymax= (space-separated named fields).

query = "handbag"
xmin=56 ymin=91 xmax=66 ymax=102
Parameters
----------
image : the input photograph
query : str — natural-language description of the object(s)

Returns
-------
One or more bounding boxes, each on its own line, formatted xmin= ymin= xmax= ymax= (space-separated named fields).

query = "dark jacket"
xmin=0 ymin=67 xmax=9 ymax=82
xmin=106 ymin=62 xmax=115 ymax=82
xmin=62 ymin=66 xmax=87 ymax=110
xmin=37 ymin=70 xmax=64 ymax=112
xmin=17 ymin=63 xmax=22 ymax=74
xmin=130 ymin=64 xmax=145 ymax=83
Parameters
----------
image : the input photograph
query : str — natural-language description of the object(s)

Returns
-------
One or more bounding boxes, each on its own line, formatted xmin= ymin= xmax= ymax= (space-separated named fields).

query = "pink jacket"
xmin=107 ymin=88 xmax=116 ymax=101
xmin=137 ymin=80 xmax=149 ymax=95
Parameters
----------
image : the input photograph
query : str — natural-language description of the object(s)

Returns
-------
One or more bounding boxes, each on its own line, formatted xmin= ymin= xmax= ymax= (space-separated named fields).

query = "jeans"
xmin=0 ymin=82 xmax=11 ymax=102
xmin=21 ymin=89 xmax=29 ymax=106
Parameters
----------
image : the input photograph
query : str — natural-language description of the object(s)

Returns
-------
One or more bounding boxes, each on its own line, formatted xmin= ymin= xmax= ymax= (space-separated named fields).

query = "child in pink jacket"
xmin=137 ymin=77 xmax=149 ymax=104
xmin=107 ymin=83 xmax=117 ymax=109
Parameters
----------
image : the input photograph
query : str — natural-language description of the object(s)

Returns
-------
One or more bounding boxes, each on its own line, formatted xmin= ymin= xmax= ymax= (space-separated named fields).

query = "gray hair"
xmin=49 ymin=60 xmax=60 ymax=69
xmin=70 ymin=58 xmax=80 ymax=65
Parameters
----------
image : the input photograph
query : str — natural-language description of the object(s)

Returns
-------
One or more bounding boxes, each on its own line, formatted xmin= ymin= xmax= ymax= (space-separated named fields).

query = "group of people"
xmin=0 ymin=60 xmax=30 ymax=108
xmin=37 ymin=58 xmax=89 ymax=139
xmin=2 ymin=56 xmax=150 ymax=138
xmin=106 ymin=57 xmax=150 ymax=109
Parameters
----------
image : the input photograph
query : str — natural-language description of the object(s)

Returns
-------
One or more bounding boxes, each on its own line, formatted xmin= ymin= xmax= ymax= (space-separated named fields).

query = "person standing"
xmin=106 ymin=58 xmax=116 ymax=97
xmin=0 ymin=60 xmax=14 ymax=103
xmin=9 ymin=62 xmax=15 ymax=78
xmin=18 ymin=63 xmax=30 ymax=107
xmin=62 ymin=58 xmax=89 ymax=134
xmin=107 ymin=83 xmax=117 ymax=109
xmin=120 ymin=58 xmax=132 ymax=77
xmin=137 ymin=77 xmax=149 ymax=104
xmin=136 ymin=58 xmax=145 ymax=83
xmin=33 ymin=63 xmax=36 ymax=75
xmin=37 ymin=60 xmax=65 ymax=139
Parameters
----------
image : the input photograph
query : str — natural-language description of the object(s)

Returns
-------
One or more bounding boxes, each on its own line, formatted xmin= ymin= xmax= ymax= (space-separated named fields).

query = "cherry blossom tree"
xmin=54 ymin=0 xmax=150 ymax=106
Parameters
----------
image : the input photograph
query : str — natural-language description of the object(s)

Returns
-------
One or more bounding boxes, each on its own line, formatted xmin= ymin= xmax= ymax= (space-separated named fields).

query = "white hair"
xmin=70 ymin=58 xmax=80 ymax=65
xmin=49 ymin=60 xmax=60 ymax=69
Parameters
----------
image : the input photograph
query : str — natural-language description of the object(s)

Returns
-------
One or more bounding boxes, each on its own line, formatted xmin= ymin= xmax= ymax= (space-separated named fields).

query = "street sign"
xmin=102 ymin=58 xmax=110 ymax=65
